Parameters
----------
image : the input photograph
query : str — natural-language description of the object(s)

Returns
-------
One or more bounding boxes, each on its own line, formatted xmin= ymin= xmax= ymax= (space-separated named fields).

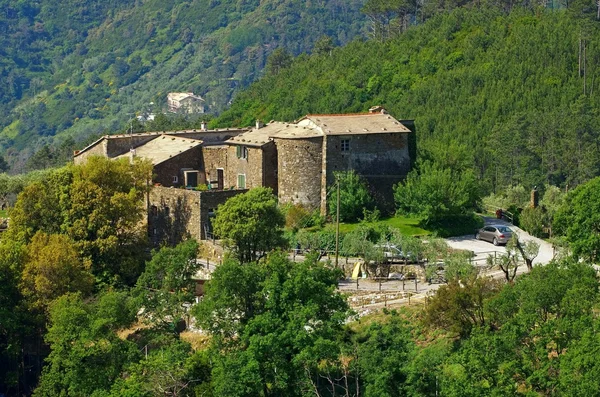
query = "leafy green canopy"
xmin=133 ymin=240 xmax=200 ymax=330
xmin=394 ymin=161 xmax=479 ymax=224
xmin=554 ymin=176 xmax=600 ymax=261
xmin=0 ymin=0 xmax=367 ymax=171
xmin=329 ymin=170 xmax=375 ymax=223
xmin=441 ymin=261 xmax=599 ymax=396
xmin=34 ymin=292 xmax=139 ymax=397
xmin=213 ymin=187 xmax=286 ymax=263
xmin=6 ymin=156 xmax=153 ymax=285
xmin=217 ymin=7 xmax=600 ymax=193
xmin=194 ymin=253 xmax=350 ymax=396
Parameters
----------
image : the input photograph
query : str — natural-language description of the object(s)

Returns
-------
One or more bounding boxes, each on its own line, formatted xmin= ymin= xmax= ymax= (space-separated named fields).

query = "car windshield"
xmin=497 ymin=226 xmax=512 ymax=233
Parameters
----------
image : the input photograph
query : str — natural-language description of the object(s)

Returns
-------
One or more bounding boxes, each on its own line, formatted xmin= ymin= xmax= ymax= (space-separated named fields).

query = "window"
xmin=237 ymin=174 xmax=246 ymax=189
xmin=172 ymin=175 xmax=178 ymax=184
xmin=236 ymin=145 xmax=248 ymax=160
xmin=341 ymin=139 xmax=350 ymax=152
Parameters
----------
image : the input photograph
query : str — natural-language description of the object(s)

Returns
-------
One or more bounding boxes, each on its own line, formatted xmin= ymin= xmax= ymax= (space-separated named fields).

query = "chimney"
xmin=531 ymin=187 xmax=539 ymax=208
xmin=200 ymin=121 xmax=207 ymax=131
xmin=368 ymin=105 xmax=387 ymax=114
xmin=256 ymin=119 xmax=264 ymax=129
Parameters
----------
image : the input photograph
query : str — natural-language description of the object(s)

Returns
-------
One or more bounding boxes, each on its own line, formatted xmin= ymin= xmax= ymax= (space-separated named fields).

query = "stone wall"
xmin=226 ymin=145 xmax=264 ymax=189
xmin=148 ymin=186 xmax=248 ymax=246
xmin=149 ymin=187 xmax=202 ymax=246
xmin=262 ymin=142 xmax=278 ymax=193
xmin=322 ymin=133 xmax=411 ymax=213
xmin=152 ymin=146 xmax=204 ymax=187
xmin=73 ymin=140 xmax=107 ymax=164
xmin=275 ymin=137 xmax=323 ymax=209
xmin=202 ymin=146 xmax=228 ymax=188
xmin=148 ymin=186 xmax=246 ymax=246
xmin=199 ymin=189 xmax=247 ymax=239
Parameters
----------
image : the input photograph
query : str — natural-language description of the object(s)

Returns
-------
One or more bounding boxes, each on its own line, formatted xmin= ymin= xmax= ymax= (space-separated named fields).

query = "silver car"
xmin=476 ymin=225 xmax=513 ymax=246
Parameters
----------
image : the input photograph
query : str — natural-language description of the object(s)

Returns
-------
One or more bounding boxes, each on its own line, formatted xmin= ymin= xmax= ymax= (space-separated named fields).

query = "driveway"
xmin=445 ymin=216 xmax=555 ymax=266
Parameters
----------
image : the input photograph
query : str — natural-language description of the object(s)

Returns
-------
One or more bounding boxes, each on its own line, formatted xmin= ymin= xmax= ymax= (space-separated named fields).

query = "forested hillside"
xmin=0 ymin=0 xmax=367 ymax=171
xmin=216 ymin=6 xmax=600 ymax=193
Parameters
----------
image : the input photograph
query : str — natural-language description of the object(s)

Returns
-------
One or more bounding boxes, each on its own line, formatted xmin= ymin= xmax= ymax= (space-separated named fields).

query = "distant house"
xmin=73 ymin=107 xmax=414 ymax=245
xmin=167 ymin=92 xmax=206 ymax=114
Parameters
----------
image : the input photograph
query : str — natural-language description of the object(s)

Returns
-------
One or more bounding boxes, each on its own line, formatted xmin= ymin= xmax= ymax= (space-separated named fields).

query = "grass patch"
xmin=0 ymin=210 xmax=7 ymax=218
xmin=337 ymin=215 xmax=430 ymax=236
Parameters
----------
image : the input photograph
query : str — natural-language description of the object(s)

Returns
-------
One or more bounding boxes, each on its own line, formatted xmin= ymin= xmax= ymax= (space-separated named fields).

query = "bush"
xmin=394 ymin=161 xmax=480 ymax=225
xmin=519 ymin=206 xmax=545 ymax=237
xmin=328 ymin=171 xmax=375 ymax=223
xmin=283 ymin=204 xmax=324 ymax=231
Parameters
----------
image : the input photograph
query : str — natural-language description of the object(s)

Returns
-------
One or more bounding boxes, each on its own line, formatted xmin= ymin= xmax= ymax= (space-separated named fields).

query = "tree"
xmin=35 ymin=292 xmax=139 ymax=397
xmin=425 ymin=276 xmax=501 ymax=337
xmin=0 ymin=241 xmax=26 ymax=394
xmin=7 ymin=157 xmax=153 ymax=285
xmin=133 ymin=239 xmax=200 ymax=330
xmin=194 ymin=253 xmax=349 ymax=396
xmin=554 ymin=177 xmax=600 ymax=261
xmin=20 ymin=232 xmax=94 ymax=311
xmin=266 ymin=48 xmax=293 ymax=76
xmin=0 ymin=156 xmax=8 ymax=173
xmin=329 ymin=171 xmax=375 ymax=223
xmin=486 ymin=236 xmax=522 ymax=283
xmin=213 ymin=188 xmax=286 ymax=263
xmin=540 ymin=185 xmax=565 ymax=237
xmin=394 ymin=161 xmax=480 ymax=225
xmin=519 ymin=206 xmax=545 ymax=237
xmin=313 ymin=35 xmax=335 ymax=56
xmin=0 ymin=173 xmax=25 ymax=207
xmin=513 ymin=238 xmax=540 ymax=272
xmin=108 ymin=338 xmax=210 ymax=397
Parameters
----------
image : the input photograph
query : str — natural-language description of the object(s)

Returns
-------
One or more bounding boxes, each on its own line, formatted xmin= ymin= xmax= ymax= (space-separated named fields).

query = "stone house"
xmin=74 ymin=128 xmax=249 ymax=245
xmin=225 ymin=121 xmax=279 ymax=192
xmin=227 ymin=107 xmax=414 ymax=213
xmin=167 ymin=92 xmax=206 ymax=114
xmin=73 ymin=107 xmax=413 ymax=244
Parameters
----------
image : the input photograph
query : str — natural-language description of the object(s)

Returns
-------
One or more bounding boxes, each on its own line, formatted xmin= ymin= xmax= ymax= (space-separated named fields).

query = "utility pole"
xmin=335 ymin=178 xmax=340 ymax=268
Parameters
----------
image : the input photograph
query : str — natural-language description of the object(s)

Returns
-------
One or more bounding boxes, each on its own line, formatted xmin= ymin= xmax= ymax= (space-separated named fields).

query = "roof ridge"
xmin=305 ymin=112 xmax=376 ymax=117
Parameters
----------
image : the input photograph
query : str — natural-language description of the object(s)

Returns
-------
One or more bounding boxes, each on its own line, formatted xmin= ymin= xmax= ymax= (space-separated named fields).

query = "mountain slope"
xmin=0 ymin=0 xmax=367 ymax=171
xmin=215 ymin=7 xmax=600 ymax=192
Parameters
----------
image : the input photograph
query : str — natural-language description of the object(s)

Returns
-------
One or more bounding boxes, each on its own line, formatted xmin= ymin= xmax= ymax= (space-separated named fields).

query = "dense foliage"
xmin=6 ymin=156 xmax=153 ymax=285
xmin=554 ymin=176 xmax=600 ymax=260
xmin=217 ymin=7 xmax=600 ymax=194
xmin=394 ymin=161 xmax=480 ymax=224
xmin=329 ymin=170 xmax=375 ymax=222
xmin=213 ymin=187 xmax=286 ymax=263
xmin=0 ymin=0 xmax=367 ymax=171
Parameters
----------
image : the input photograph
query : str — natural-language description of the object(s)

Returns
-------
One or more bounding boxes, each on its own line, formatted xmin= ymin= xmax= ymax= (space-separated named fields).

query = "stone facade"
xmin=148 ymin=186 xmax=246 ymax=245
xmin=75 ymin=109 xmax=413 ymax=242
xmin=275 ymin=137 xmax=323 ymax=208
xmin=151 ymin=146 xmax=203 ymax=187
xmin=202 ymin=146 xmax=228 ymax=189
xmin=225 ymin=143 xmax=276 ymax=190
xmin=321 ymin=133 xmax=411 ymax=212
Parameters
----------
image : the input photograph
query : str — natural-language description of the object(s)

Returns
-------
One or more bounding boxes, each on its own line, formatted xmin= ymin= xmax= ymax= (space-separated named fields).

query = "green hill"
xmin=215 ymin=7 xmax=600 ymax=193
xmin=0 ymin=0 xmax=367 ymax=171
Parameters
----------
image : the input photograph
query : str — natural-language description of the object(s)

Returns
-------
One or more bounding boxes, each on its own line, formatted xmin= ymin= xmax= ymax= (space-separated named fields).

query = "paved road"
xmin=445 ymin=216 xmax=555 ymax=266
